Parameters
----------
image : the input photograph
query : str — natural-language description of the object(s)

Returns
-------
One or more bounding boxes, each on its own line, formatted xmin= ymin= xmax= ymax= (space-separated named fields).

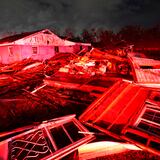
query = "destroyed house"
xmin=0 ymin=29 xmax=91 ymax=64
xmin=0 ymin=115 xmax=94 ymax=160
xmin=79 ymin=80 xmax=160 ymax=155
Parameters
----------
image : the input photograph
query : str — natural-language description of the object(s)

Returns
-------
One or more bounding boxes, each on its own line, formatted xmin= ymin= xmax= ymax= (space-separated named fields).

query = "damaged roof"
xmin=79 ymin=80 xmax=160 ymax=155
xmin=128 ymin=56 xmax=160 ymax=87
xmin=0 ymin=30 xmax=41 ymax=43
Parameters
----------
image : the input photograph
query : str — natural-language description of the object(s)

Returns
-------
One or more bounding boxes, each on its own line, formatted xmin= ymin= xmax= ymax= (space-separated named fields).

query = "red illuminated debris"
xmin=79 ymin=80 xmax=160 ymax=155
xmin=0 ymin=68 xmax=120 ymax=132
xmin=0 ymin=58 xmax=38 ymax=74
xmin=58 ymin=48 xmax=132 ymax=79
xmin=0 ymin=29 xmax=159 ymax=159
xmin=128 ymin=56 xmax=160 ymax=88
xmin=0 ymin=115 xmax=94 ymax=160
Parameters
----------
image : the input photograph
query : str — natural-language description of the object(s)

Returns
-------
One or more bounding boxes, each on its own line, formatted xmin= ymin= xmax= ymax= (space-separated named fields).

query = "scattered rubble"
xmin=0 ymin=115 xmax=94 ymax=160
xmin=0 ymin=47 xmax=160 ymax=159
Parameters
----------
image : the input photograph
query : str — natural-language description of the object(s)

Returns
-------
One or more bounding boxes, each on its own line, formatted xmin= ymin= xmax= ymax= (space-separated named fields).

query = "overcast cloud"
xmin=0 ymin=0 xmax=159 ymax=37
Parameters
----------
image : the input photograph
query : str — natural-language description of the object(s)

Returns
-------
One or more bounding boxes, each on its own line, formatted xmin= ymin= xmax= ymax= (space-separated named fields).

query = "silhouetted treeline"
xmin=1 ymin=25 xmax=160 ymax=50
xmin=62 ymin=25 xmax=160 ymax=50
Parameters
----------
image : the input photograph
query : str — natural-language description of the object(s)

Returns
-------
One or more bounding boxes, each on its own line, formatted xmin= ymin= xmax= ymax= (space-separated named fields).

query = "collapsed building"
xmin=0 ymin=32 xmax=160 ymax=159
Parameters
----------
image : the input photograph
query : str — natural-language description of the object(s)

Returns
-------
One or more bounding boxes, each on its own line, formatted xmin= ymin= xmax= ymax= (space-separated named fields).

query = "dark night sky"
xmin=0 ymin=0 xmax=160 ymax=37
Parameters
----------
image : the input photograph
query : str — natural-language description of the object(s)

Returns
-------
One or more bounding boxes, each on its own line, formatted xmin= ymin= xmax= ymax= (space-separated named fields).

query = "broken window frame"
xmin=0 ymin=114 xmax=94 ymax=160
xmin=134 ymin=104 xmax=160 ymax=138
xmin=121 ymin=103 xmax=160 ymax=155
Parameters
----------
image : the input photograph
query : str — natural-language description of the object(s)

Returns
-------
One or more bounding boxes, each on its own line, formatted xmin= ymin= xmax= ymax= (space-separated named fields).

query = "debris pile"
xmin=58 ymin=48 xmax=132 ymax=77
xmin=0 ymin=48 xmax=160 ymax=159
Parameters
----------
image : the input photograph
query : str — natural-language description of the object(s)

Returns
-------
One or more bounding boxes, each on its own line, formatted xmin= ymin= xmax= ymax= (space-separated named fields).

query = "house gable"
xmin=0 ymin=29 xmax=90 ymax=47
xmin=14 ymin=29 xmax=68 ymax=46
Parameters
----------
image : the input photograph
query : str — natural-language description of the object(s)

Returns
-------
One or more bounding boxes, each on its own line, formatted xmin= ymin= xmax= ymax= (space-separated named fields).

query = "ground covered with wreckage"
xmin=86 ymin=150 xmax=160 ymax=160
xmin=0 ymin=49 xmax=132 ymax=131
xmin=0 ymin=49 xmax=160 ymax=159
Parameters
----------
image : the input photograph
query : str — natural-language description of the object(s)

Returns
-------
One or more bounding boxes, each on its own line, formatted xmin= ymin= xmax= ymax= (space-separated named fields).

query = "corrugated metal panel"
xmin=131 ymin=57 xmax=160 ymax=67
xmin=135 ymin=69 xmax=160 ymax=83
xmin=79 ymin=81 xmax=160 ymax=155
